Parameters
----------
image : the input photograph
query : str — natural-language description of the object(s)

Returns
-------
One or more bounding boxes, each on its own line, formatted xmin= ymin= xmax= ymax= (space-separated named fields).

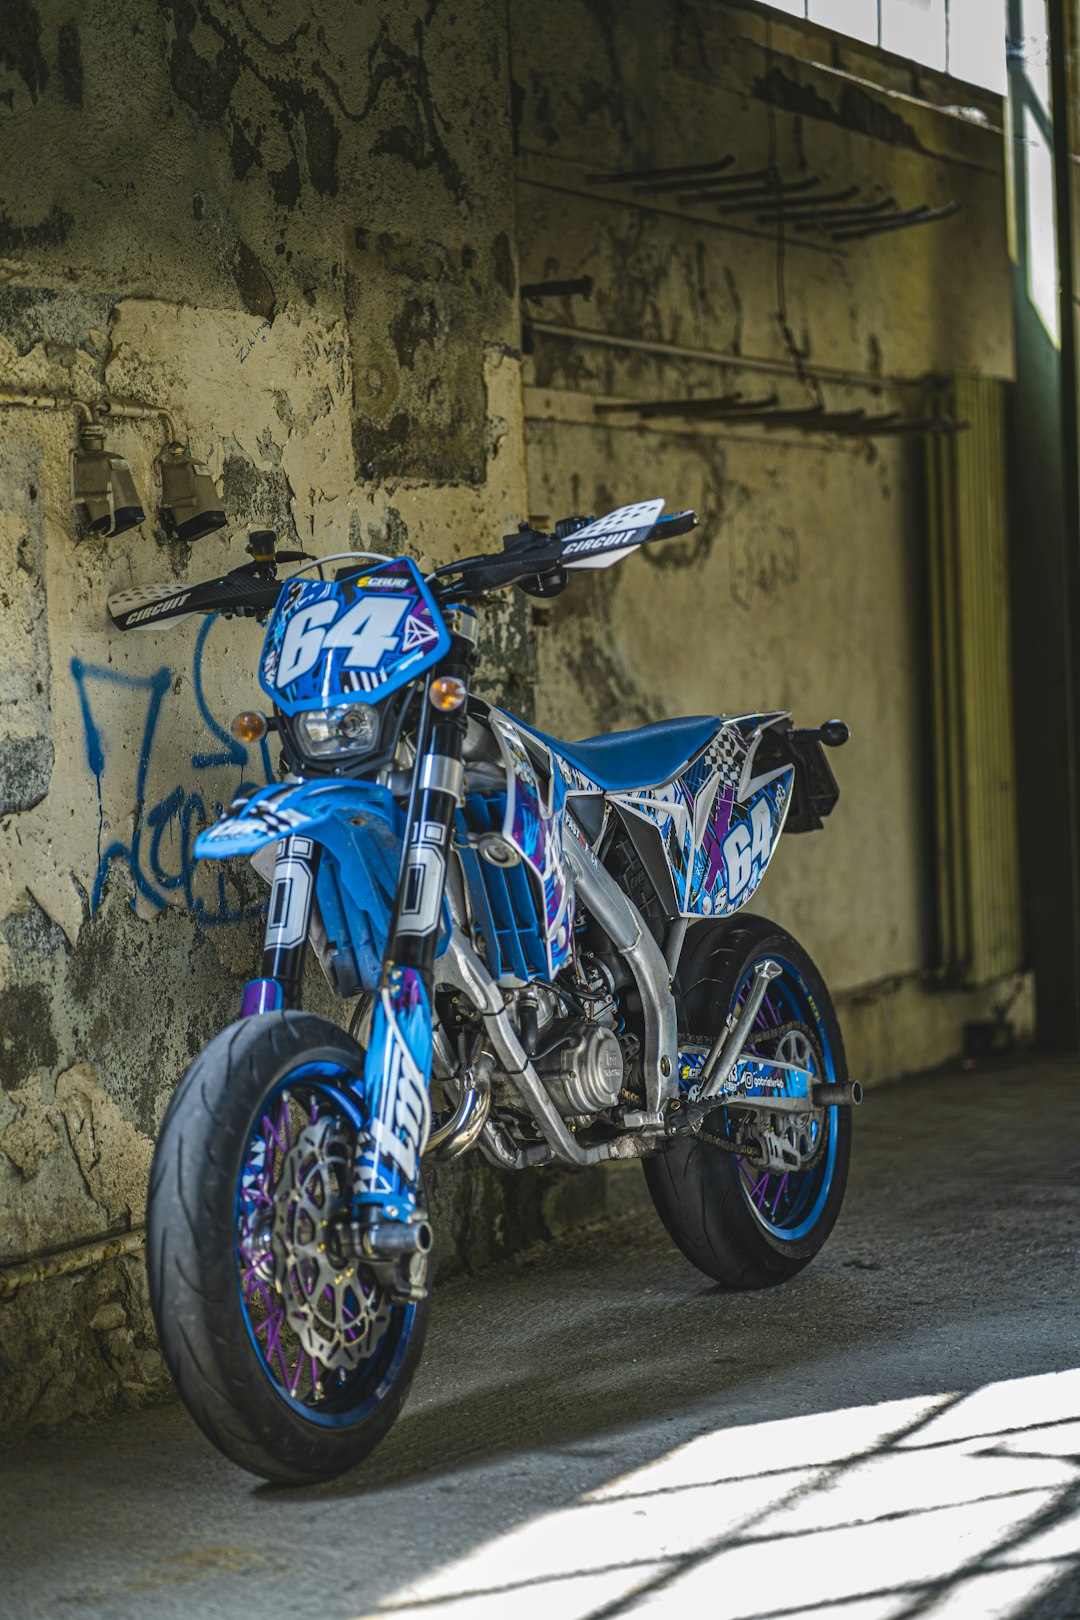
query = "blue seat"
xmin=519 ymin=715 xmax=721 ymax=792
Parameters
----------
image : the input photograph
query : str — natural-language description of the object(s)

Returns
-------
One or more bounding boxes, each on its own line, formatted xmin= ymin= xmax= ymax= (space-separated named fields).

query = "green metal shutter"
xmin=927 ymin=376 xmax=1023 ymax=985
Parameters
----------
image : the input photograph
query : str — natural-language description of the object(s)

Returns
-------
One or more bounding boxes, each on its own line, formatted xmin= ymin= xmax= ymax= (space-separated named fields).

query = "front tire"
xmin=146 ymin=1011 xmax=429 ymax=1484
xmin=645 ymin=917 xmax=852 ymax=1289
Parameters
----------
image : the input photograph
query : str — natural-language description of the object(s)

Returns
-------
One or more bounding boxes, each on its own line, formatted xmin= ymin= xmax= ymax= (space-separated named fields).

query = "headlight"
xmin=295 ymin=702 xmax=380 ymax=759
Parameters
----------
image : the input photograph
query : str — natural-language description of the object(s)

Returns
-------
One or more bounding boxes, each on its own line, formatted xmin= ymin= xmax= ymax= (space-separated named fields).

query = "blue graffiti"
xmin=72 ymin=617 xmax=274 ymax=924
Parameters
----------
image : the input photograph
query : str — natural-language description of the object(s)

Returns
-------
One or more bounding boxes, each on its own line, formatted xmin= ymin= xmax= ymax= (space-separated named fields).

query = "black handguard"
xmin=431 ymin=530 xmax=567 ymax=600
xmin=430 ymin=508 xmax=698 ymax=602
xmin=108 ymin=562 xmax=284 ymax=631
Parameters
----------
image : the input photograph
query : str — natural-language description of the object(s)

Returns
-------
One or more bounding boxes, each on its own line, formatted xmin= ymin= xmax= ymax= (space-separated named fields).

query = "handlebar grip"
xmin=650 ymin=510 xmax=698 ymax=540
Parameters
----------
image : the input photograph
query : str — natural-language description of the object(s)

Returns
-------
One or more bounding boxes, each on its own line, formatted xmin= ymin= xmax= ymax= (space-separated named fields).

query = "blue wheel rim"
xmin=234 ymin=1062 xmax=417 ymax=1430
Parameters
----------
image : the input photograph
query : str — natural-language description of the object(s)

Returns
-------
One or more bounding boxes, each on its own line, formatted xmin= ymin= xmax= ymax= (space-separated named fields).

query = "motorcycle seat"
xmin=519 ymin=714 xmax=722 ymax=793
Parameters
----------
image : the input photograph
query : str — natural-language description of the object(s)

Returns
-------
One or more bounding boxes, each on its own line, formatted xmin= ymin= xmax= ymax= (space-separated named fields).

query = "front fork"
xmin=359 ymin=615 xmax=476 ymax=1225
xmin=240 ymin=613 xmax=478 ymax=1245
xmin=241 ymin=834 xmax=322 ymax=1017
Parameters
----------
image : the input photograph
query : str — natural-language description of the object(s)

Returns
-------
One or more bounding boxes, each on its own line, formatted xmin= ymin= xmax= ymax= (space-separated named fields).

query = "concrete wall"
xmin=0 ymin=0 xmax=537 ymax=1429
xmin=0 ymin=0 xmax=1025 ymax=1430
xmin=513 ymin=0 xmax=1028 ymax=1026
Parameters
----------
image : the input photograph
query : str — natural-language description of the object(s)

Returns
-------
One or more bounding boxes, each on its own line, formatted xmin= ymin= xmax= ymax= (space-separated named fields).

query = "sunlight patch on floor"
xmin=361 ymin=1369 xmax=1080 ymax=1619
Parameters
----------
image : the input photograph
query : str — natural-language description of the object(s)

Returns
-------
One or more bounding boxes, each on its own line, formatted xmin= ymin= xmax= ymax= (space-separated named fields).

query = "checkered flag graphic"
xmin=697 ymin=723 xmax=746 ymax=786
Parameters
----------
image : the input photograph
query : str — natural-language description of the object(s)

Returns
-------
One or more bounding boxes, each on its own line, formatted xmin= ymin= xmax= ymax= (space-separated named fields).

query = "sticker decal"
xmin=396 ymin=820 xmax=448 ymax=936
xmin=264 ymin=836 xmax=317 ymax=949
xmin=601 ymin=716 xmax=793 ymax=919
xmin=401 ymin=612 xmax=440 ymax=652
xmin=196 ymin=785 xmax=308 ymax=850
xmin=277 ymin=595 xmax=412 ymax=686
xmin=260 ymin=556 xmax=451 ymax=715
xmin=358 ymin=966 xmax=433 ymax=1217
xmin=561 ymin=498 xmax=664 ymax=570
xmin=490 ymin=712 xmax=574 ymax=976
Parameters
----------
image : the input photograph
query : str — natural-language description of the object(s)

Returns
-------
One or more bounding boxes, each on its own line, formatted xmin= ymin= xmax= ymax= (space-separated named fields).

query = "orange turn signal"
xmin=429 ymin=676 xmax=467 ymax=712
xmin=230 ymin=710 xmax=269 ymax=742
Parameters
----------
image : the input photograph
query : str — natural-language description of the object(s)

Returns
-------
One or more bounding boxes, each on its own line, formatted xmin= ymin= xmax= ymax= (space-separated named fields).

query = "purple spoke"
xmin=262 ymin=1114 xmax=289 ymax=1157
xmin=253 ymin=1282 xmax=278 ymax=1318
xmin=760 ymin=990 xmax=781 ymax=1030
xmin=288 ymin=1351 xmax=304 ymax=1398
xmin=265 ymin=1317 xmax=284 ymax=1366
xmin=749 ymin=1172 xmax=770 ymax=1207
xmin=309 ymin=1354 xmax=319 ymax=1393
xmin=771 ymin=1173 xmax=790 ymax=1217
xmin=253 ymin=1304 xmax=284 ymax=1337
xmin=268 ymin=1317 xmax=291 ymax=1383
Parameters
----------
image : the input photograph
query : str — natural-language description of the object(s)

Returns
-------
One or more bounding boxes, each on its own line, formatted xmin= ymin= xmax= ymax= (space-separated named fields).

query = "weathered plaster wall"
xmin=0 ymin=0 xmax=536 ymax=1430
xmin=511 ymin=1 xmax=1026 ymax=1032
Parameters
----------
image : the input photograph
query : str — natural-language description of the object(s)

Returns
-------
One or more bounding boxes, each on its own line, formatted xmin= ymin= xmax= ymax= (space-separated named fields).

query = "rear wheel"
xmin=146 ymin=1011 xmax=429 ymax=1484
xmin=644 ymin=917 xmax=852 ymax=1288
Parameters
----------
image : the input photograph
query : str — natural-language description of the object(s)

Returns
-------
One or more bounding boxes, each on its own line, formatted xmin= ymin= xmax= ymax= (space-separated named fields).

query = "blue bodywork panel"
xmin=517 ymin=708 xmax=795 ymax=922
xmin=259 ymin=556 xmax=450 ymax=716
xmin=194 ymin=779 xmax=447 ymax=990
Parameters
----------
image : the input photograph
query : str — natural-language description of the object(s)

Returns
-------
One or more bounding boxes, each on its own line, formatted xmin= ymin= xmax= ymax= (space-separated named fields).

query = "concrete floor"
xmin=2 ymin=1057 xmax=1079 ymax=1620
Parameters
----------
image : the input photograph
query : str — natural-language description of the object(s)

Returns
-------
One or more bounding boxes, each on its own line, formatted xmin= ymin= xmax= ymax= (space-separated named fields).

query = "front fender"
xmin=194 ymin=778 xmax=402 ymax=860
xmin=195 ymin=778 xmax=449 ymax=990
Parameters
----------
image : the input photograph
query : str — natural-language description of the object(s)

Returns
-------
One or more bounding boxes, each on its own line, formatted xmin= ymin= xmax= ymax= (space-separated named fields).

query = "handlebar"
xmin=430 ymin=507 xmax=698 ymax=601
xmin=108 ymin=508 xmax=700 ymax=631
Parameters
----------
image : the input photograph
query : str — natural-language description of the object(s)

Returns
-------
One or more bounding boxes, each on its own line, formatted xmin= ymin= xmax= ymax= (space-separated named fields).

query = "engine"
xmin=533 ymin=1022 xmax=625 ymax=1116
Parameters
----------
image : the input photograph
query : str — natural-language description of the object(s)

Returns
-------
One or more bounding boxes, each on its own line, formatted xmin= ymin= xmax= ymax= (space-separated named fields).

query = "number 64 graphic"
xmin=277 ymin=594 xmax=412 ymax=685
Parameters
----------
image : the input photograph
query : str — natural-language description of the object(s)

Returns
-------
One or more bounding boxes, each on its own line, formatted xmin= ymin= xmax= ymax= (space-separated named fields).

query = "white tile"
xmin=993 ymin=1420 xmax=1080 ymax=1458
xmin=374 ymin=1469 xmax=814 ymax=1607
xmin=919 ymin=1560 xmax=1069 ymax=1618
xmin=365 ymin=1562 xmax=669 ymax=1620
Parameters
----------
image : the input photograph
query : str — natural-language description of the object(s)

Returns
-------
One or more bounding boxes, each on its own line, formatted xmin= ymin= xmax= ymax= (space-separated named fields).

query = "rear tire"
xmin=644 ymin=917 xmax=852 ymax=1289
xmin=146 ymin=1011 xmax=429 ymax=1484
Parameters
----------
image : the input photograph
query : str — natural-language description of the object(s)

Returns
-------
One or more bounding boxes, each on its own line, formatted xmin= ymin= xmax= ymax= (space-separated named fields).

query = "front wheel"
xmin=146 ymin=1011 xmax=429 ymax=1484
xmin=644 ymin=917 xmax=852 ymax=1289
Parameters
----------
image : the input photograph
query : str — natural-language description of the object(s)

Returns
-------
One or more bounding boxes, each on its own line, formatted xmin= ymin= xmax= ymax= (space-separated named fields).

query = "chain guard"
xmin=684 ymin=1020 xmax=830 ymax=1173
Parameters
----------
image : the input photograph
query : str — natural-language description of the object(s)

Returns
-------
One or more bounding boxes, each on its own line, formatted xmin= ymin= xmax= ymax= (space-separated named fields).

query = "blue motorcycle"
xmin=112 ymin=500 xmax=856 ymax=1483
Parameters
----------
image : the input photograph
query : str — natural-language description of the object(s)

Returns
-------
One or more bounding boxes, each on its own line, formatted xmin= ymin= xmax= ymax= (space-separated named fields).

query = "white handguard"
xmin=107 ymin=583 xmax=197 ymax=631
xmin=560 ymin=498 xmax=665 ymax=569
